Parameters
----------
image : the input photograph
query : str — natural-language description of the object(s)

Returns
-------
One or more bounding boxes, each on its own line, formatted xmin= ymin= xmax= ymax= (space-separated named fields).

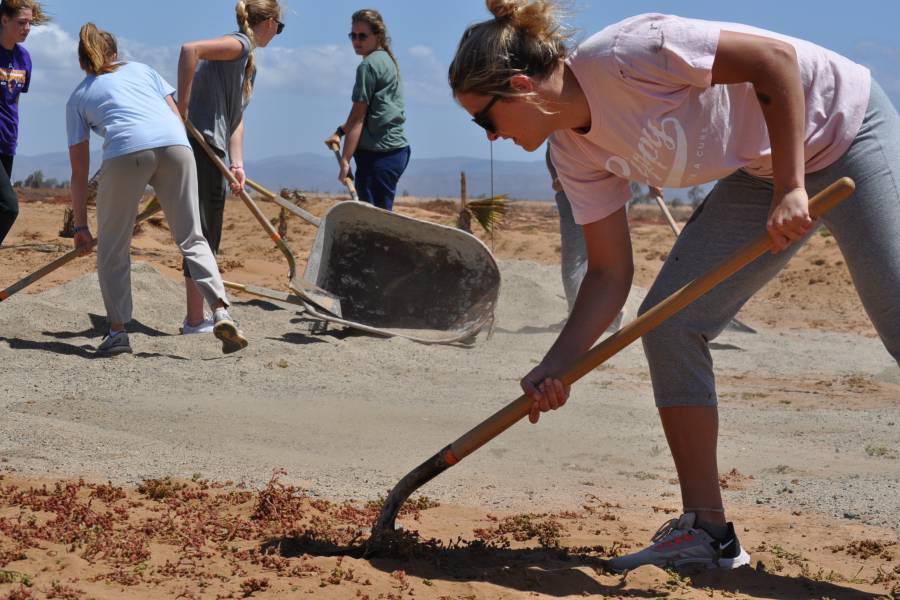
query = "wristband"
xmin=229 ymin=163 xmax=244 ymax=170
xmin=336 ymin=125 xmax=346 ymax=137
xmin=73 ymin=225 xmax=89 ymax=234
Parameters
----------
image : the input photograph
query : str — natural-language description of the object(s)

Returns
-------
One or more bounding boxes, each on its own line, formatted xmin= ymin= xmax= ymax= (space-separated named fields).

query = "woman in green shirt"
xmin=326 ymin=9 xmax=410 ymax=211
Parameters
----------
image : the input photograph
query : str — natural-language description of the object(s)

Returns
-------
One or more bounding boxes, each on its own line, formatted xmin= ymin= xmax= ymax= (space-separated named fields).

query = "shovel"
xmin=1 ymin=197 xmax=162 ymax=302
xmin=185 ymin=120 xmax=342 ymax=317
xmin=325 ymin=139 xmax=359 ymax=202
xmin=368 ymin=177 xmax=856 ymax=552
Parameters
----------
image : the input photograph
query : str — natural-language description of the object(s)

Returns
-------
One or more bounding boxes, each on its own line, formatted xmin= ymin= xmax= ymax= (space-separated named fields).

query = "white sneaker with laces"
xmin=607 ymin=512 xmax=751 ymax=572
xmin=213 ymin=309 xmax=248 ymax=354
xmin=180 ymin=317 xmax=214 ymax=335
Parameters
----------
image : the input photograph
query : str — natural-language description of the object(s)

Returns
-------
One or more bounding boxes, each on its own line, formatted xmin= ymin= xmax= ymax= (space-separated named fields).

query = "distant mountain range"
xmin=11 ymin=151 xmax=708 ymax=203
xmin=11 ymin=151 xmax=556 ymax=201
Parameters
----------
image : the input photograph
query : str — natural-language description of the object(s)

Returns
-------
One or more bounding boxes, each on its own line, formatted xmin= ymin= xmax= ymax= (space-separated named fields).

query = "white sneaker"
xmin=608 ymin=513 xmax=750 ymax=572
xmin=213 ymin=309 xmax=248 ymax=354
xmin=180 ymin=317 xmax=214 ymax=335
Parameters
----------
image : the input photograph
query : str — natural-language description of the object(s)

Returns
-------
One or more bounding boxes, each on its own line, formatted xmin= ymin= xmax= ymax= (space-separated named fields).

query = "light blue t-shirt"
xmin=66 ymin=61 xmax=189 ymax=161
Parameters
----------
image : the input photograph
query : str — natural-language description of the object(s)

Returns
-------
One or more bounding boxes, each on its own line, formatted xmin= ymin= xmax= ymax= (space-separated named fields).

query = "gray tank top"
xmin=188 ymin=32 xmax=255 ymax=154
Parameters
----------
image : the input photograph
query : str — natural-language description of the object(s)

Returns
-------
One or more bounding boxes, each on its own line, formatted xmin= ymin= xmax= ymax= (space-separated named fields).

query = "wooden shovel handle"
xmin=185 ymin=120 xmax=298 ymax=281
xmin=446 ymin=177 xmax=855 ymax=463
xmin=325 ymin=140 xmax=358 ymax=199
xmin=1 ymin=198 xmax=162 ymax=302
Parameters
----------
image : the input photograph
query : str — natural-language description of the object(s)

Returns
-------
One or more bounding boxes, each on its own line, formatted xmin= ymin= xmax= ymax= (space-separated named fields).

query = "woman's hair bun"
xmin=486 ymin=0 xmax=524 ymax=21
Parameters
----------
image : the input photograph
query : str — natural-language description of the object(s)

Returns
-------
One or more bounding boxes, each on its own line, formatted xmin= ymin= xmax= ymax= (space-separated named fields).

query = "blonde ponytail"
xmin=77 ymin=22 xmax=120 ymax=76
xmin=450 ymin=0 xmax=570 ymax=98
xmin=233 ymin=0 xmax=281 ymax=103
xmin=235 ymin=0 xmax=255 ymax=103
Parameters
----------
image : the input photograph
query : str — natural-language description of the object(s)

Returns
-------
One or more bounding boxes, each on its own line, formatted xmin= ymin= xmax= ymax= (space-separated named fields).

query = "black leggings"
xmin=182 ymin=137 xmax=227 ymax=277
xmin=0 ymin=154 xmax=17 ymax=246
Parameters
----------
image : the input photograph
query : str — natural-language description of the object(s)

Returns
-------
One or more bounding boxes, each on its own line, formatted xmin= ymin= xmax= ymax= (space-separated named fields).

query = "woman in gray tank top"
xmin=175 ymin=0 xmax=283 ymax=334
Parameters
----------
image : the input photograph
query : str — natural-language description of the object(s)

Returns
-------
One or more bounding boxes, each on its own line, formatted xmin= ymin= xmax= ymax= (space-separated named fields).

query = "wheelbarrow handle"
xmin=244 ymin=178 xmax=322 ymax=228
xmin=369 ymin=177 xmax=856 ymax=544
xmin=1 ymin=197 xmax=162 ymax=302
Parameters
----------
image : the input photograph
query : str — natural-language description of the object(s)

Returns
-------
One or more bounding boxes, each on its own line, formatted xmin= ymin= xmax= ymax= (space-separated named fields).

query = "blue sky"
xmin=16 ymin=0 xmax=900 ymax=164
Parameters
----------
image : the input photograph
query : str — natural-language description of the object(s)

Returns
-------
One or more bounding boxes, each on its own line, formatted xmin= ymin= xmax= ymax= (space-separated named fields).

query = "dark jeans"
xmin=0 ymin=154 xmax=17 ymax=246
xmin=182 ymin=137 xmax=227 ymax=276
xmin=352 ymin=145 xmax=411 ymax=211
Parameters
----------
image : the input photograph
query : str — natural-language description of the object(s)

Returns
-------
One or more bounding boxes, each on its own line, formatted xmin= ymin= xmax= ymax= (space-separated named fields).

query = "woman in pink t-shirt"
xmin=450 ymin=0 xmax=900 ymax=571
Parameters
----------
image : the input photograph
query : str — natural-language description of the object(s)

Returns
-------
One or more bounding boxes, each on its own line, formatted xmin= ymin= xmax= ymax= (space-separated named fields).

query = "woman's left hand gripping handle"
xmin=521 ymin=361 xmax=571 ymax=424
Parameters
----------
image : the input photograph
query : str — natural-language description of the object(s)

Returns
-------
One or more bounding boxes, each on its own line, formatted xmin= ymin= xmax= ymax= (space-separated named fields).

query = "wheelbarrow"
xmin=244 ymin=178 xmax=501 ymax=345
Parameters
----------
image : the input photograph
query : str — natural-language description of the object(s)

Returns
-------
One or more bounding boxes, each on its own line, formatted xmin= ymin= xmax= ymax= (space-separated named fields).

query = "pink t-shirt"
xmin=549 ymin=14 xmax=871 ymax=225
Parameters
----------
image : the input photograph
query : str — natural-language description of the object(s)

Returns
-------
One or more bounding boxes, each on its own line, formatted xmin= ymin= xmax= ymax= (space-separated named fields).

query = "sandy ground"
xmin=0 ymin=191 xmax=898 ymax=599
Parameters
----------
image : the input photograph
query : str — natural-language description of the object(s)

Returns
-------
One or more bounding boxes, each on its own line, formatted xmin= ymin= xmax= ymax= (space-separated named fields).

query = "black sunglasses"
xmin=348 ymin=32 xmax=370 ymax=42
xmin=275 ymin=19 xmax=285 ymax=35
xmin=472 ymin=95 xmax=500 ymax=134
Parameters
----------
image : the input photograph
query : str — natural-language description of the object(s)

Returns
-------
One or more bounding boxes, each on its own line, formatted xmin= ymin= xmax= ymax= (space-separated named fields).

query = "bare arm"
xmin=712 ymin=30 xmax=811 ymax=252
xmin=522 ymin=207 xmax=634 ymax=422
xmin=340 ymin=101 xmax=368 ymax=164
xmin=177 ymin=36 xmax=244 ymax=120
xmin=68 ymin=141 xmax=93 ymax=254
xmin=324 ymin=101 xmax=368 ymax=182
xmin=544 ymin=208 xmax=634 ymax=367
xmin=227 ymin=118 xmax=246 ymax=193
xmin=164 ymin=94 xmax=180 ymax=118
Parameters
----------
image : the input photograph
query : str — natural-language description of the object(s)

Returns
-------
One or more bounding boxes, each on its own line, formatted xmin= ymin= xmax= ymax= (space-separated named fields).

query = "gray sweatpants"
xmin=96 ymin=145 xmax=228 ymax=325
xmin=639 ymin=80 xmax=900 ymax=407
xmin=546 ymin=147 xmax=588 ymax=310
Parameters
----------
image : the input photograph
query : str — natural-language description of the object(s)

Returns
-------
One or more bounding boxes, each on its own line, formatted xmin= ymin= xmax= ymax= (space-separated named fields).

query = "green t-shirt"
xmin=352 ymin=49 xmax=408 ymax=151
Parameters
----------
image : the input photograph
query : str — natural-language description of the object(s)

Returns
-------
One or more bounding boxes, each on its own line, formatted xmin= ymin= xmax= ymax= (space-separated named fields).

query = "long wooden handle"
xmin=1 ymin=198 xmax=162 ymax=302
xmin=186 ymin=120 xmax=298 ymax=281
xmin=651 ymin=187 xmax=682 ymax=235
xmin=446 ymin=177 xmax=855 ymax=463
xmin=325 ymin=140 xmax=358 ymax=200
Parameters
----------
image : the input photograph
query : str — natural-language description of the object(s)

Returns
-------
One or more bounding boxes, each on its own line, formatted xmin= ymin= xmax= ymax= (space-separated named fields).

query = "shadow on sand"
xmin=42 ymin=314 xmax=169 ymax=339
xmin=264 ymin=533 xmax=881 ymax=599
xmin=0 ymin=335 xmax=188 ymax=360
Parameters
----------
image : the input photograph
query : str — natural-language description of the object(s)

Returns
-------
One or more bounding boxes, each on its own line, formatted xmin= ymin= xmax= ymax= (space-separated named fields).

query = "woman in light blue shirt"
xmin=66 ymin=23 xmax=247 ymax=356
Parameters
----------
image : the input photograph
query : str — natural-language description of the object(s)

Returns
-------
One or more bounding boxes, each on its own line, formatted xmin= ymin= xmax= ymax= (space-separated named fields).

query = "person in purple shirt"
xmin=0 ymin=0 xmax=45 ymax=246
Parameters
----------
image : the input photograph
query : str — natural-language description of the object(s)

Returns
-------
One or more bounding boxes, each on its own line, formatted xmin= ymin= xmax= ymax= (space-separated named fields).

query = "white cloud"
xmin=254 ymin=44 xmax=359 ymax=96
xmin=254 ymin=43 xmax=453 ymax=108
xmin=22 ymin=25 xmax=452 ymax=111
xmin=401 ymin=45 xmax=453 ymax=108
xmin=22 ymin=25 xmax=182 ymax=107
xmin=118 ymin=38 xmax=179 ymax=87
xmin=23 ymin=23 xmax=82 ymax=107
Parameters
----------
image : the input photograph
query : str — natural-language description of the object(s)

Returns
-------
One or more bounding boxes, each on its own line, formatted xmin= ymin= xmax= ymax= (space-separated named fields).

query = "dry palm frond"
xmin=462 ymin=195 xmax=507 ymax=235
xmin=279 ymin=188 xmax=307 ymax=205
xmin=60 ymin=168 xmax=102 ymax=238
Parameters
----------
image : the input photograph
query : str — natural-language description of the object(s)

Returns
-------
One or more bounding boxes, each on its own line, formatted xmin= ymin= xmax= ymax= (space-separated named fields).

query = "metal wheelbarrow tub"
xmin=303 ymin=201 xmax=500 ymax=344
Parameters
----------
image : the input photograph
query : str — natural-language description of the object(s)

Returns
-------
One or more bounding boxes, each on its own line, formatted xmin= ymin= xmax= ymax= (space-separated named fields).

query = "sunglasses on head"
xmin=472 ymin=95 xmax=500 ymax=134
xmin=348 ymin=32 xmax=370 ymax=42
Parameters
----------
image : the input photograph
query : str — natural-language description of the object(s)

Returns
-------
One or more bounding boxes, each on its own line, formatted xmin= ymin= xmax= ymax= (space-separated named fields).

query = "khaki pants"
xmin=96 ymin=144 xmax=228 ymax=325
